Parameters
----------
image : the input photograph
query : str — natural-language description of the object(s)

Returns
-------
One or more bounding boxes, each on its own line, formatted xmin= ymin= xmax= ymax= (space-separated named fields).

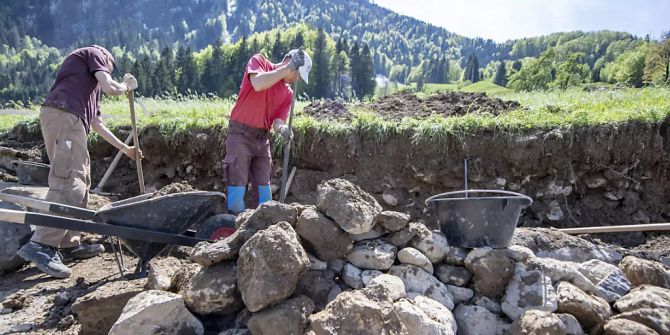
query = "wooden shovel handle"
xmin=128 ymin=91 xmax=145 ymax=194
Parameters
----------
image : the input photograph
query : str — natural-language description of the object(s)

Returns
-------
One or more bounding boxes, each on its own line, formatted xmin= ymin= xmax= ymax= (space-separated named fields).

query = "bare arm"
xmin=94 ymin=71 xmax=129 ymax=96
xmin=90 ymin=114 xmax=138 ymax=159
xmin=250 ymin=66 xmax=295 ymax=92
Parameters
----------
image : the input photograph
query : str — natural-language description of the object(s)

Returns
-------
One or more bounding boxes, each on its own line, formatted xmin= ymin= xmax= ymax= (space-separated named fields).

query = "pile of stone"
xmin=37 ymin=178 xmax=670 ymax=334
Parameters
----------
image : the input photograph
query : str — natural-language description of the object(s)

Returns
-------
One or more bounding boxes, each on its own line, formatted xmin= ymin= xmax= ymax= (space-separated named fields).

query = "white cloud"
xmin=373 ymin=0 xmax=669 ymax=41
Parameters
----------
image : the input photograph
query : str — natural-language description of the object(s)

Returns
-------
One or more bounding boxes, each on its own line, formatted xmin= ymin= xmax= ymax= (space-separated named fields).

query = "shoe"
xmin=60 ymin=243 xmax=105 ymax=260
xmin=17 ymin=241 xmax=72 ymax=279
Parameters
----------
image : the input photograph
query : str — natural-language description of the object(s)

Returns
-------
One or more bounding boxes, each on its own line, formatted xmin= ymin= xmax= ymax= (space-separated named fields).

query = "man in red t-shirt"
xmin=17 ymin=45 xmax=141 ymax=278
xmin=224 ymin=49 xmax=311 ymax=213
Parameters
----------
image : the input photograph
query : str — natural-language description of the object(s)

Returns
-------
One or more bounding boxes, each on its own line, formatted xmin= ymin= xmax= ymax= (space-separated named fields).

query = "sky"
xmin=373 ymin=0 xmax=669 ymax=42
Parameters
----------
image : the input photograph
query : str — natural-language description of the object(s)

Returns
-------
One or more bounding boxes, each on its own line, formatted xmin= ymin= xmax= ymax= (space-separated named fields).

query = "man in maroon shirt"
xmin=17 ymin=45 xmax=141 ymax=278
xmin=224 ymin=49 xmax=311 ymax=213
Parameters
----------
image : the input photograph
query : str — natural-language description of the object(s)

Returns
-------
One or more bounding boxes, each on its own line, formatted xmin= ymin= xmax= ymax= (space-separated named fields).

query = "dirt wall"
xmin=5 ymin=119 xmax=670 ymax=229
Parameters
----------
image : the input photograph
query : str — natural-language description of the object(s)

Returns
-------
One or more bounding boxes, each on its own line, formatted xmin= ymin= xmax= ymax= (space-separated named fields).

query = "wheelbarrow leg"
xmin=107 ymin=236 xmax=126 ymax=279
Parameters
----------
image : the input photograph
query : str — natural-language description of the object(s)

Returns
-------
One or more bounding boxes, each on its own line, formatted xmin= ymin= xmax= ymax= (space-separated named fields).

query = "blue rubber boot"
xmin=258 ymin=185 xmax=272 ymax=205
xmin=227 ymin=186 xmax=246 ymax=214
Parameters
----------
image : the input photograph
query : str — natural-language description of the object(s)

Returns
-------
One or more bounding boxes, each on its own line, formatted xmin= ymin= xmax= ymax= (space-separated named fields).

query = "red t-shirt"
xmin=42 ymin=47 xmax=109 ymax=133
xmin=230 ymin=54 xmax=293 ymax=130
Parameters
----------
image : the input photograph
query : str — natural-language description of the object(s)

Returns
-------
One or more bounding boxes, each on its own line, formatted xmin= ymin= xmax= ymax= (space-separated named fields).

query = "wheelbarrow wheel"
xmin=196 ymin=214 xmax=237 ymax=241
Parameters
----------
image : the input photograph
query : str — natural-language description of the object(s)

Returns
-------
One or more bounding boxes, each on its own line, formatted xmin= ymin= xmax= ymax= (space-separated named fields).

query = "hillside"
xmin=0 ymin=0 xmax=638 ymax=70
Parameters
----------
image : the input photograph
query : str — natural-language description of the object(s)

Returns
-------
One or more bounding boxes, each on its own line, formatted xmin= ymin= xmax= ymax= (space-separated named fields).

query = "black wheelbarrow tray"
xmin=0 ymin=191 xmax=234 ymax=274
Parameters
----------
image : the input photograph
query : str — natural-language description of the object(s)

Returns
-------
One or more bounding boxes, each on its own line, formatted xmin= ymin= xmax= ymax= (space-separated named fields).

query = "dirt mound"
xmin=301 ymin=99 xmax=352 ymax=121
xmin=149 ymin=181 xmax=195 ymax=198
xmin=371 ymin=91 xmax=521 ymax=121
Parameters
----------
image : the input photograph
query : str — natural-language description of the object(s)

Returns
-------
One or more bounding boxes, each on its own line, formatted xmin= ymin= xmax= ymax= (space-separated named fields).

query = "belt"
xmin=228 ymin=120 xmax=269 ymax=139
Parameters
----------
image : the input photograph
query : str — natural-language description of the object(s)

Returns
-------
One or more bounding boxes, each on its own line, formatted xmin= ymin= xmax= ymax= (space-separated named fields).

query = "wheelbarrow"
xmin=0 ymin=191 xmax=236 ymax=276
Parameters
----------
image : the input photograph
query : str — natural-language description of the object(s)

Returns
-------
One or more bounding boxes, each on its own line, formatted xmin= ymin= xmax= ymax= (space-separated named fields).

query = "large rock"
xmin=169 ymin=263 xmax=202 ymax=294
xmin=109 ymin=290 xmax=203 ymax=335
xmin=464 ymin=248 xmax=515 ymax=298
xmin=556 ymin=281 xmax=612 ymax=331
xmin=384 ymin=222 xmax=423 ymax=248
xmin=407 ymin=228 xmax=449 ymax=263
xmin=611 ymin=308 xmax=670 ymax=334
xmin=508 ymin=310 xmax=584 ymax=335
xmin=294 ymin=270 xmax=338 ymax=312
xmin=72 ymin=279 xmax=146 ymax=335
xmin=247 ymin=295 xmax=314 ymax=335
xmin=375 ymin=211 xmax=410 ymax=232
xmin=526 ymin=257 xmax=596 ymax=293
xmin=446 ymin=285 xmax=474 ymax=305
xmin=612 ymin=285 xmax=670 ymax=334
xmin=349 ymin=225 xmax=386 ymax=242
xmin=619 ymin=256 xmax=670 ymax=288
xmin=506 ymin=245 xmax=536 ymax=263
xmin=397 ymin=247 xmax=433 ymax=274
xmin=191 ymin=201 xmax=298 ymax=266
xmin=511 ymin=228 xmax=622 ymax=263
xmin=434 ymin=264 xmax=472 ymax=286
xmin=0 ymin=201 xmax=31 ymax=272
xmin=366 ymin=274 xmax=407 ymax=302
xmin=183 ymin=261 xmax=244 ymax=315
xmin=387 ymin=264 xmax=454 ymax=310
xmin=347 ymin=239 xmax=397 ymax=270
xmin=343 ymin=263 xmax=364 ymax=289
xmin=502 ymin=263 xmax=557 ymax=320
xmin=296 ymin=207 xmax=353 ymax=261
xmin=393 ymin=296 xmax=457 ymax=335
xmin=614 ymin=285 xmax=670 ymax=313
xmin=578 ymin=259 xmax=631 ymax=302
xmin=453 ymin=304 xmax=509 ymax=335
xmin=237 ymin=222 xmax=309 ymax=312
xmin=307 ymin=289 xmax=407 ymax=335
xmin=603 ymin=319 xmax=659 ymax=335
xmin=361 ymin=269 xmax=384 ymax=285
xmin=146 ymin=257 xmax=182 ymax=291
xmin=316 ymin=178 xmax=382 ymax=235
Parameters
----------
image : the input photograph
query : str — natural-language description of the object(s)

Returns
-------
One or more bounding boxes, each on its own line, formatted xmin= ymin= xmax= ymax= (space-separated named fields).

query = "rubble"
xmin=3 ymin=178 xmax=670 ymax=335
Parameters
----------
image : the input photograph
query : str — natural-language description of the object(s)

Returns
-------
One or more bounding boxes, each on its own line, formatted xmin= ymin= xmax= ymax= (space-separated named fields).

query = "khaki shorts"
xmin=30 ymin=106 xmax=91 ymax=248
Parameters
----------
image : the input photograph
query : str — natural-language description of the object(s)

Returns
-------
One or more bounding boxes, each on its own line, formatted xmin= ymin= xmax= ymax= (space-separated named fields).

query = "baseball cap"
xmin=287 ymin=49 xmax=312 ymax=84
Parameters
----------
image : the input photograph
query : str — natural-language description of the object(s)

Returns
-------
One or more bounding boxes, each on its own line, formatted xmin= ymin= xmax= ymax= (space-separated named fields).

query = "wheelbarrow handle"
xmin=425 ymin=189 xmax=533 ymax=207
xmin=0 ymin=208 xmax=209 ymax=246
xmin=0 ymin=193 xmax=96 ymax=220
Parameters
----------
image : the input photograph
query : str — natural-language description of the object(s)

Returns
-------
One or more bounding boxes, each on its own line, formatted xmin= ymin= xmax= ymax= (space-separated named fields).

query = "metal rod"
xmin=108 ymin=236 xmax=125 ymax=278
xmin=117 ymin=237 xmax=126 ymax=271
xmin=464 ymin=159 xmax=468 ymax=198
xmin=280 ymin=80 xmax=299 ymax=203
xmin=559 ymin=223 xmax=670 ymax=235
xmin=93 ymin=131 xmax=133 ymax=192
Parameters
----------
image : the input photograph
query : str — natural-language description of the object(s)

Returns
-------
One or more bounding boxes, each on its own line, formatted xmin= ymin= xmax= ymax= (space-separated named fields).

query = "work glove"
xmin=278 ymin=124 xmax=293 ymax=141
xmin=123 ymin=73 xmax=138 ymax=91
xmin=287 ymin=49 xmax=305 ymax=71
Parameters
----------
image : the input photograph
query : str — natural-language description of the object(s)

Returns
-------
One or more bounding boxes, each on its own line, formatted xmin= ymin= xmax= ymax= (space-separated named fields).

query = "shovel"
xmin=128 ymin=90 xmax=145 ymax=194
xmin=279 ymin=80 xmax=299 ymax=203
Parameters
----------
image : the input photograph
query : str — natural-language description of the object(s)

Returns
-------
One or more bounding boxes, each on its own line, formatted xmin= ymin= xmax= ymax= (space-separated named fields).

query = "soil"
xmin=301 ymin=99 xmax=352 ymax=121
xmin=299 ymin=91 xmax=520 ymax=122
xmin=148 ymin=181 xmax=195 ymax=199
xmin=371 ymin=91 xmax=521 ymax=121
xmin=0 ymin=250 xmax=140 ymax=334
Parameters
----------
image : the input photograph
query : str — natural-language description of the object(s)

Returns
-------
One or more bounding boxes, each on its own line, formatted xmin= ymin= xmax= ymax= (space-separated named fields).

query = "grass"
xmin=461 ymin=81 xmax=510 ymax=95
xmin=2 ymin=86 xmax=669 ymax=148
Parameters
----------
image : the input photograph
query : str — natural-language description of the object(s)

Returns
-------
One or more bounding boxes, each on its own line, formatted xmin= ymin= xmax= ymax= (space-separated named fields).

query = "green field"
xmin=2 ymin=86 xmax=669 ymax=145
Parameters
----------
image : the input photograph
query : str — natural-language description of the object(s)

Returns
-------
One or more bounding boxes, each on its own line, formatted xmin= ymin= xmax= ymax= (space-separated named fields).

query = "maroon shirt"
xmin=42 ymin=47 xmax=111 ymax=133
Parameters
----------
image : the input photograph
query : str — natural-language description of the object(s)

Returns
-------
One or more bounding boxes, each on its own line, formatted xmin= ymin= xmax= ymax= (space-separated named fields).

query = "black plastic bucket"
xmin=12 ymin=161 xmax=50 ymax=186
xmin=425 ymin=190 xmax=532 ymax=248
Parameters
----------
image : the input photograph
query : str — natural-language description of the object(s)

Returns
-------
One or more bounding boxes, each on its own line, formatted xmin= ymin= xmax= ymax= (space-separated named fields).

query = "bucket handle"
xmin=425 ymin=189 xmax=533 ymax=208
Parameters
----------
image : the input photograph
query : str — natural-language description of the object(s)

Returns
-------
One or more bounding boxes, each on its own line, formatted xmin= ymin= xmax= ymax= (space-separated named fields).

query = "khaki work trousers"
xmin=30 ymin=106 xmax=91 ymax=248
